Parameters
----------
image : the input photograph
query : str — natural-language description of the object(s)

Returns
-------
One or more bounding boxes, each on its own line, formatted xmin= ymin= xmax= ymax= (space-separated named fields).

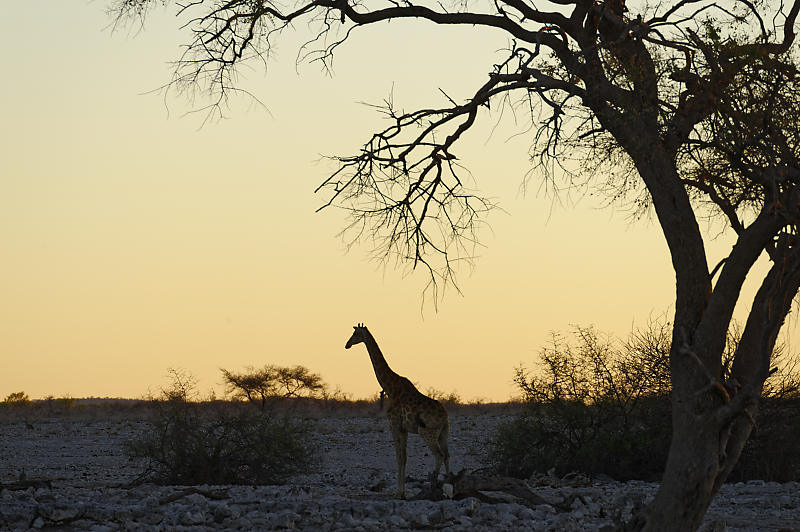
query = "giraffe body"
xmin=345 ymin=324 xmax=450 ymax=498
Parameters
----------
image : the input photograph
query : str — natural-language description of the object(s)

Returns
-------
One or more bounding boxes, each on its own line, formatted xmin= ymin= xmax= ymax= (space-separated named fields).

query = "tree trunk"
xmin=634 ymin=384 xmax=753 ymax=531
xmin=632 ymin=243 xmax=800 ymax=531
xmin=641 ymin=414 xmax=722 ymax=530
xmin=634 ymin=363 xmax=764 ymax=531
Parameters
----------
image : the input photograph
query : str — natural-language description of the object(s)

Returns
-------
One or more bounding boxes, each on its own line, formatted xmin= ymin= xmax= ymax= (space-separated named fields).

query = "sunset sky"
xmin=0 ymin=2 xmax=787 ymax=402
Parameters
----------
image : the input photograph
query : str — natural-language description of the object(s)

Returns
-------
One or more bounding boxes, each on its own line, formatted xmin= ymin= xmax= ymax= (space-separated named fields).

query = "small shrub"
xmin=426 ymin=387 xmax=462 ymax=406
xmin=3 ymin=392 xmax=30 ymax=406
xmin=43 ymin=395 xmax=76 ymax=411
xmin=126 ymin=369 xmax=318 ymax=485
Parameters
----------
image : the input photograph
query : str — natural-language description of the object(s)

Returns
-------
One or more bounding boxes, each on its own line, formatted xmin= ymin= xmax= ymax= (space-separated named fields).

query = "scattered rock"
xmin=389 ymin=514 xmax=408 ymax=527
xmin=0 ymin=413 xmax=798 ymax=531
xmin=180 ymin=509 xmax=207 ymax=525
xmin=212 ymin=502 xmax=234 ymax=523
xmin=0 ymin=479 xmax=52 ymax=492
xmin=442 ymin=482 xmax=454 ymax=499
xmin=37 ymin=501 xmax=85 ymax=523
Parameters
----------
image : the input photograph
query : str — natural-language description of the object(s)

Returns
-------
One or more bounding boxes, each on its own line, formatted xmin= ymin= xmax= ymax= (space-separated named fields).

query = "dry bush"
xmin=490 ymin=324 xmax=672 ymax=480
xmin=41 ymin=395 xmax=76 ymax=413
xmin=2 ymin=392 xmax=30 ymax=406
xmin=728 ymin=346 xmax=800 ymax=482
xmin=126 ymin=369 xmax=318 ymax=485
xmin=489 ymin=320 xmax=800 ymax=482
xmin=426 ymin=388 xmax=463 ymax=407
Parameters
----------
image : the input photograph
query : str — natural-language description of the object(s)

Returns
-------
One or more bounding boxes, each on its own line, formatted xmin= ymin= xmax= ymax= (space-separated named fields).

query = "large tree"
xmin=110 ymin=0 xmax=800 ymax=529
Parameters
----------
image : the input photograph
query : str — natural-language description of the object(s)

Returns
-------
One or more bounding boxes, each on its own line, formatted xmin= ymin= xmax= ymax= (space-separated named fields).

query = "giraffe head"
xmin=345 ymin=323 xmax=369 ymax=349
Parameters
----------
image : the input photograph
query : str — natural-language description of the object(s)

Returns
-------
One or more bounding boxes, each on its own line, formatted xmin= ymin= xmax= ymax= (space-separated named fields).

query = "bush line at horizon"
xmin=0 ymin=366 xmax=476 ymax=409
xmin=0 ymin=393 xmax=514 ymax=417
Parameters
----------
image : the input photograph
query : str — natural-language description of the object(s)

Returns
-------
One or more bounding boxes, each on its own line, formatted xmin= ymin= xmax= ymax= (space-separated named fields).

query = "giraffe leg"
xmin=419 ymin=426 xmax=448 ymax=485
xmin=390 ymin=418 xmax=408 ymax=499
xmin=439 ymin=423 xmax=451 ymax=475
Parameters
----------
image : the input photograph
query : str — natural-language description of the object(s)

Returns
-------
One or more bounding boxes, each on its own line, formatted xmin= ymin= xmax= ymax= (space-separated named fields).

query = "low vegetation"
xmin=489 ymin=320 xmax=800 ymax=482
xmin=2 ymin=392 xmax=30 ymax=406
xmin=125 ymin=368 xmax=318 ymax=486
xmin=426 ymin=388 xmax=464 ymax=407
xmin=9 ymin=336 xmax=797 ymax=486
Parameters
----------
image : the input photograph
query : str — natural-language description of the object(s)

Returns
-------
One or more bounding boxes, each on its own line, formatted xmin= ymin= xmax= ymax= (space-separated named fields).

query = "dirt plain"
xmin=1 ymin=404 xmax=798 ymax=531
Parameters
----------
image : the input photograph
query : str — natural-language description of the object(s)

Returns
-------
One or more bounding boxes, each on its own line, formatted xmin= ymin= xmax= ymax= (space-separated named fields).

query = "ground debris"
xmin=158 ymin=486 xmax=230 ymax=504
xmin=0 ymin=479 xmax=52 ymax=491
xmin=1 ymin=413 xmax=798 ymax=531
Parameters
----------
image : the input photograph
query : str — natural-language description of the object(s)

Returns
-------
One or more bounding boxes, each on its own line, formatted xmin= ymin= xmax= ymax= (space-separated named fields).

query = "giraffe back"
xmin=385 ymin=377 xmax=448 ymax=434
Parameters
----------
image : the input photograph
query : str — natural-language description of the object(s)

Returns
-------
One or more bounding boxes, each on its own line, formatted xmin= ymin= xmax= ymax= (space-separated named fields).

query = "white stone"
xmin=180 ymin=510 xmax=206 ymax=525
xmin=442 ymin=482 xmax=454 ymax=499
xmin=535 ymin=504 xmax=556 ymax=515
xmin=389 ymin=514 xmax=408 ymax=527
xmin=458 ymin=496 xmax=481 ymax=516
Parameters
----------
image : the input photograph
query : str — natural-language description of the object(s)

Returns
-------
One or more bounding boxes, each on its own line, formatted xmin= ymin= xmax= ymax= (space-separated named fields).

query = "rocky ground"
xmin=0 ymin=406 xmax=798 ymax=531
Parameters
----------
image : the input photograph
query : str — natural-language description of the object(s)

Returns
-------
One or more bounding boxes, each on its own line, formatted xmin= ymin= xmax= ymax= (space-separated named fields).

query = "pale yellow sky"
xmin=0 ymin=2 xmax=786 ymax=401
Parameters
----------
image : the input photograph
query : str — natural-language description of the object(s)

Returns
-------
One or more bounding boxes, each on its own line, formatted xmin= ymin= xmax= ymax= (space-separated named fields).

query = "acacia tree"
xmin=110 ymin=0 xmax=800 ymax=529
xmin=221 ymin=365 xmax=326 ymax=410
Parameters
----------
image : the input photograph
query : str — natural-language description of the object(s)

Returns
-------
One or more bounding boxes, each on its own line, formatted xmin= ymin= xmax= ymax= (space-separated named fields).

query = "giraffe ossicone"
xmin=345 ymin=323 xmax=451 ymax=499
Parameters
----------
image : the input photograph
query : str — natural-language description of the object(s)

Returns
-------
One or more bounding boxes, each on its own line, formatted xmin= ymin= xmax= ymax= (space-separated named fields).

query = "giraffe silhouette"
xmin=345 ymin=323 xmax=450 ymax=498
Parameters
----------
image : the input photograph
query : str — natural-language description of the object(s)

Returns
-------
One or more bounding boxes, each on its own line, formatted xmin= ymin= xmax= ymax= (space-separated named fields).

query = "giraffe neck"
xmin=363 ymin=331 xmax=401 ymax=393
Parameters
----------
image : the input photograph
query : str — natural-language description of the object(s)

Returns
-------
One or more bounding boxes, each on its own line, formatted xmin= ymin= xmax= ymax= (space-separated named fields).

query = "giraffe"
xmin=345 ymin=323 xmax=450 ymax=499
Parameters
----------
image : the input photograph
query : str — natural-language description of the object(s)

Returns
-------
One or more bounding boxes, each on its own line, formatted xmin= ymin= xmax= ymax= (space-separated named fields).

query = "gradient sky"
xmin=0 ymin=2 xmax=788 ymax=401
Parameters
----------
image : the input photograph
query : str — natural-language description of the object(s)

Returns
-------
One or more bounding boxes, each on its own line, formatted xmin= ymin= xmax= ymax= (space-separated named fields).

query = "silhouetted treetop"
xmin=221 ymin=365 xmax=326 ymax=410
xmin=111 ymin=1 xmax=798 ymax=296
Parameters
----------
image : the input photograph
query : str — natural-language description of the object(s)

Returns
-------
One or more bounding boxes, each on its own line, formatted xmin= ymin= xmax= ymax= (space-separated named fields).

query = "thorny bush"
xmin=489 ymin=320 xmax=800 ymax=481
xmin=126 ymin=369 xmax=317 ymax=485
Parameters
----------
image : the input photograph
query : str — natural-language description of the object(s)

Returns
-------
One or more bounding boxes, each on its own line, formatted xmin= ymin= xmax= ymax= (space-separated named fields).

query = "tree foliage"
xmin=221 ymin=364 xmax=326 ymax=410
